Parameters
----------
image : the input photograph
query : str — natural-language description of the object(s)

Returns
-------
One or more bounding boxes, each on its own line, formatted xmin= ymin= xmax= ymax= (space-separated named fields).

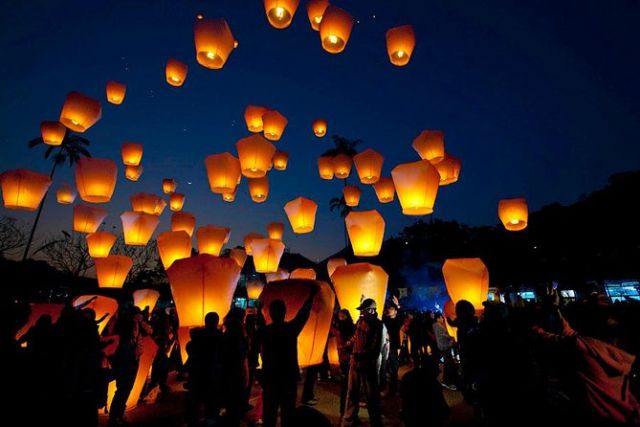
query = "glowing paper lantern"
xmin=169 ymin=193 xmax=185 ymax=212
xmin=95 ymin=255 xmax=133 ymax=288
xmin=56 ymin=183 xmax=76 ymax=204
xmin=236 ymin=135 xmax=276 ymax=178
xmin=343 ymin=185 xmax=361 ymax=207
xmin=442 ymin=258 xmax=489 ymax=310
xmin=284 ymin=196 xmax=317 ymax=234
xmin=171 ymin=212 xmax=196 ymax=237
xmin=373 ymin=177 xmax=395 ymax=203
xmin=162 ymin=179 xmax=177 ymax=194
xmin=132 ymin=289 xmax=160 ymax=311
xmin=327 ymin=336 xmax=339 ymax=366
xmin=73 ymin=204 xmax=107 ymax=233
xmin=75 ymin=157 xmax=117 ymax=203
xmin=385 ymin=25 xmax=416 ymax=67
xmin=246 ymin=279 xmax=265 ymax=299
xmin=0 ymin=169 xmax=51 ymax=211
xmin=266 ymin=268 xmax=289 ymax=283
xmin=498 ymin=198 xmax=528 ymax=231
xmin=166 ymin=58 xmax=188 ymax=86
xmin=327 ymin=257 xmax=346 ymax=278
xmin=272 ymin=150 xmax=289 ymax=171
xmin=317 ymin=156 xmax=334 ymax=180
xmin=319 ymin=5 xmax=353 ymax=54
xmin=332 ymin=154 xmax=352 ymax=179
xmin=312 ymin=118 xmax=328 ymax=137
xmin=86 ymin=231 xmax=116 ymax=258
xmin=40 ymin=121 xmax=66 ymax=146
xmin=264 ymin=0 xmax=299 ymax=29
xmin=59 ymin=91 xmax=102 ymax=133
xmin=391 ymin=160 xmax=440 ymax=215
xmin=259 ymin=279 xmax=335 ymax=367
xmin=194 ymin=18 xmax=235 ymax=69
xmin=106 ymin=81 xmax=126 ymax=105
xmin=204 ymin=152 xmax=241 ymax=194
xmin=123 ymin=337 xmax=157 ymax=409
xmin=331 ymin=263 xmax=388 ymax=321
xmin=244 ymin=105 xmax=268 ymax=133
xmin=353 ymin=148 xmax=383 ymax=184
xmin=443 ymin=300 xmax=457 ymax=338
xmin=222 ymin=187 xmax=237 ymax=202
xmin=121 ymin=142 xmax=143 ymax=166
xmin=251 ymin=238 xmax=285 ymax=273
xmin=345 ymin=210 xmax=385 ymax=257
xmin=121 ymin=211 xmax=159 ymax=246
xmin=290 ymin=268 xmax=316 ymax=280
xmin=248 ymin=176 xmax=269 ymax=203
xmin=262 ymin=110 xmax=288 ymax=141
xmin=267 ymin=222 xmax=284 ymax=240
xmin=15 ymin=303 xmax=64 ymax=340
xmin=435 ymin=154 xmax=461 ymax=186
xmin=306 ymin=0 xmax=329 ymax=31
xmin=130 ymin=193 xmax=166 ymax=216
xmin=244 ymin=233 xmax=264 ymax=256
xmin=72 ymin=295 xmax=118 ymax=334
xmin=197 ymin=225 xmax=230 ymax=256
xmin=412 ymin=130 xmax=445 ymax=164
xmin=125 ymin=165 xmax=143 ymax=181
xmin=157 ymin=230 xmax=192 ymax=269
xmin=229 ymin=248 xmax=247 ymax=268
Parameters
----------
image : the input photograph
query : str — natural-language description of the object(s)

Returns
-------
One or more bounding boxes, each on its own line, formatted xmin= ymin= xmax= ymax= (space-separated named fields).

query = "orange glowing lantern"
xmin=266 ymin=268 xmax=289 ymax=282
xmin=73 ymin=204 xmax=107 ymax=233
xmin=171 ymin=212 xmax=196 ymax=237
xmin=56 ymin=183 xmax=76 ymax=204
xmin=121 ymin=142 xmax=143 ymax=166
xmin=345 ymin=210 xmax=385 ymax=257
xmin=166 ymin=58 xmax=188 ymax=87
xmin=435 ymin=154 xmax=461 ymax=186
xmin=106 ymin=81 xmax=126 ymax=105
xmin=248 ymin=176 xmax=269 ymax=203
xmin=272 ymin=150 xmax=289 ymax=171
xmin=386 ymin=25 xmax=416 ymax=67
xmin=222 ymin=187 xmax=237 ymax=202
xmin=132 ymin=289 xmax=160 ymax=311
xmin=246 ymin=279 xmax=265 ymax=300
xmin=331 ymin=263 xmax=388 ymax=321
xmin=40 ymin=121 xmax=66 ymax=146
xmin=332 ymin=154 xmax=352 ymax=179
xmin=194 ymin=18 xmax=235 ymax=69
xmin=229 ymin=248 xmax=247 ymax=268
xmin=157 ymin=230 xmax=192 ymax=269
xmin=264 ymin=0 xmax=299 ymax=29
xmin=443 ymin=300 xmax=457 ymax=339
xmin=236 ymin=134 xmax=276 ymax=178
xmin=498 ymin=198 xmax=528 ymax=231
xmin=343 ymin=185 xmax=361 ymax=207
xmin=75 ymin=157 xmax=117 ymax=203
xmin=15 ymin=303 xmax=64 ymax=340
xmin=204 ymin=152 xmax=241 ymax=194
xmin=197 ymin=225 xmax=230 ymax=256
xmin=373 ymin=177 xmax=395 ymax=203
xmin=284 ymin=196 xmax=317 ymax=234
xmin=244 ymin=233 xmax=264 ymax=256
xmin=162 ymin=179 xmax=177 ymax=194
xmin=121 ymin=211 xmax=160 ymax=246
xmin=262 ymin=110 xmax=288 ymax=141
xmin=95 ymin=255 xmax=133 ymax=288
xmin=86 ymin=231 xmax=116 ymax=258
xmin=391 ymin=160 xmax=440 ymax=215
xmin=327 ymin=336 xmax=339 ymax=366
xmin=0 ymin=169 xmax=51 ymax=211
xmin=251 ymin=238 xmax=285 ymax=273
xmin=353 ymin=148 xmax=383 ymax=184
xmin=130 ymin=193 xmax=166 ymax=216
xmin=73 ymin=295 xmax=118 ymax=334
xmin=412 ymin=130 xmax=445 ymax=164
xmin=312 ymin=118 xmax=328 ymax=137
xmin=327 ymin=257 xmax=346 ymax=278
xmin=442 ymin=258 xmax=489 ymax=311
xmin=306 ymin=0 xmax=329 ymax=31
xmin=260 ymin=279 xmax=335 ymax=367
xmin=317 ymin=156 xmax=334 ymax=180
xmin=267 ymin=222 xmax=284 ymax=240
xmin=59 ymin=91 xmax=102 ymax=133
xmin=319 ymin=5 xmax=353 ymax=54
xmin=169 ymin=192 xmax=185 ymax=211
xmin=125 ymin=165 xmax=143 ymax=182
xmin=244 ymin=105 xmax=268 ymax=133
xmin=290 ymin=268 xmax=316 ymax=280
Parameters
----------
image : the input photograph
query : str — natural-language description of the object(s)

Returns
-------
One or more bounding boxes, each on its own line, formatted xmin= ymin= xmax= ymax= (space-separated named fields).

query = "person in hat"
xmin=382 ymin=296 xmax=404 ymax=396
xmin=341 ymin=298 xmax=384 ymax=427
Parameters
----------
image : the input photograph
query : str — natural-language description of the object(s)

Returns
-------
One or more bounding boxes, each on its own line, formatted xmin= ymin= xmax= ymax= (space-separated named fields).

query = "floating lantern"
xmin=194 ymin=18 xmax=235 ymax=69
xmin=267 ymin=222 xmax=284 ymax=240
xmin=95 ymin=255 xmax=133 ymax=288
xmin=121 ymin=211 xmax=160 ymax=246
xmin=412 ymin=130 xmax=445 ymax=164
xmin=373 ymin=177 xmax=395 ymax=203
xmin=236 ymin=134 xmax=276 ymax=178
xmin=435 ymin=154 xmax=461 ymax=186
xmin=442 ymin=258 xmax=489 ymax=311
xmin=56 ymin=183 xmax=77 ymax=204
xmin=391 ymin=160 xmax=440 ymax=215
xmin=272 ymin=150 xmax=289 ymax=170
xmin=262 ymin=110 xmax=288 ymax=141
xmin=498 ymin=198 xmax=528 ymax=231
xmin=266 ymin=268 xmax=289 ymax=283
xmin=248 ymin=176 xmax=269 ymax=203
xmin=166 ymin=58 xmax=188 ymax=86
xmin=319 ymin=5 xmax=353 ymax=54
xmin=229 ymin=248 xmax=247 ymax=268
xmin=169 ymin=193 xmax=185 ymax=211
xmin=244 ymin=105 xmax=268 ymax=133
xmin=40 ymin=121 xmax=66 ymax=146
xmin=59 ymin=91 xmax=102 ymax=133
xmin=75 ymin=157 xmax=117 ymax=203
xmin=73 ymin=204 xmax=107 ymax=233
xmin=130 ymin=193 xmax=166 ymax=216
xmin=332 ymin=154 xmax=352 ymax=179
xmin=264 ymin=0 xmax=299 ymax=29
xmin=251 ymin=238 xmax=285 ymax=273
xmin=72 ymin=295 xmax=118 ymax=334
xmin=290 ymin=268 xmax=316 ymax=280
xmin=86 ymin=231 xmax=116 ymax=258
xmin=306 ymin=0 xmax=329 ymax=31
xmin=171 ymin=211 xmax=196 ymax=237
xmin=246 ymin=279 xmax=265 ymax=300
xmin=353 ymin=148 xmax=383 ymax=184
xmin=385 ymin=25 xmax=416 ymax=67
xmin=345 ymin=210 xmax=385 ymax=257
xmin=317 ymin=156 xmax=334 ymax=180
xmin=327 ymin=258 xmax=346 ymax=278
xmin=121 ymin=142 xmax=143 ymax=166
xmin=197 ymin=225 xmax=230 ymax=256
xmin=244 ymin=233 xmax=264 ymax=256
xmin=312 ymin=118 xmax=328 ymax=137
xmin=106 ymin=81 xmax=126 ymax=105
xmin=132 ymin=289 xmax=160 ymax=311
xmin=0 ymin=169 xmax=51 ymax=211
xmin=125 ymin=165 xmax=143 ymax=181
xmin=331 ymin=263 xmax=388 ymax=320
xmin=162 ymin=179 xmax=177 ymax=194
xmin=204 ymin=152 xmax=241 ymax=194
xmin=222 ymin=187 xmax=237 ymax=202
xmin=284 ymin=196 xmax=317 ymax=234
xmin=343 ymin=185 xmax=361 ymax=207
xmin=157 ymin=230 xmax=192 ymax=269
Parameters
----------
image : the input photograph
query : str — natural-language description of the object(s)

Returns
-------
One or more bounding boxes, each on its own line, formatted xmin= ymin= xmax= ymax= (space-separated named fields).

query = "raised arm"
xmin=291 ymin=284 xmax=319 ymax=335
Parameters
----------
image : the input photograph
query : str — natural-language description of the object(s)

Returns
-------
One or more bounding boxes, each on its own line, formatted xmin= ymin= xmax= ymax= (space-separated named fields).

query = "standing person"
xmin=202 ymin=312 xmax=223 ymax=421
xmin=382 ymin=297 xmax=404 ymax=396
xmin=221 ymin=307 xmax=249 ymax=427
xmin=260 ymin=284 xmax=319 ymax=427
xmin=433 ymin=312 xmax=458 ymax=390
xmin=301 ymin=364 xmax=320 ymax=406
xmin=146 ymin=307 xmax=174 ymax=398
xmin=400 ymin=355 xmax=450 ymax=427
xmin=333 ymin=309 xmax=355 ymax=418
xmin=341 ymin=298 xmax=384 ymax=427
xmin=447 ymin=300 xmax=481 ymax=408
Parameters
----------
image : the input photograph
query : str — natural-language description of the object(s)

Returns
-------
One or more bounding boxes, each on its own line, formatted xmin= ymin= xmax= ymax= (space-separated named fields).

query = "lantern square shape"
xmin=56 ymin=183 xmax=77 ymax=204
xmin=95 ymin=255 xmax=133 ymax=288
xmin=171 ymin=211 xmax=196 ymax=237
xmin=264 ymin=0 xmax=300 ymax=29
xmin=204 ymin=152 xmax=241 ymax=194
xmin=353 ymin=148 xmax=384 ymax=184
xmin=412 ymin=130 xmax=445 ymax=163
xmin=40 ymin=121 xmax=66 ymax=146
xmin=272 ymin=150 xmax=289 ymax=171
xmin=442 ymin=258 xmax=489 ymax=311
xmin=106 ymin=81 xmax=127 ymax=105
xmin=197 ymin=225 xmax=230 ymax=256
xmin=125 ymin=165 xmax=143 ymax=181
xmin=317 ymin=156 xmax=334 ymax=180
xmin=166 ymin=58 xmax=188 ymax=86
xmin=73 ymin=204 xmax=108 ymax=233
xmin=498 ymin=198 xmax=528 ymax=231
xmin=332 ymin=154 xmax=352 ymax=179
xmin=386 ymin=25 xmax=416 ymax=67
xmin=391 ymin=159 xmax=440 ymax=215
xmin=319 ymin=5 xmax=353 ymax=54
xmin=248 ymin=176 xmax=269 ymax=203
xmin=86 ymin=231 xmax=117 ymax=258
xmin=306 ymin=0 xmax=330 ymax=31
xmin=236 ymin=134 xmax=276 ymax=178
xmin=222 ymin=187 xmax=237 ymax=202
xmin=373 ymin=177 xmax=395 ymax=203
xmin=0 ymin=169 xmax=51 ymax=211
xmin=130 ymin=193 xmax=166 ymax=216
xmin=121 ymin=142 xmax=143 ymax=166
xmin=345 ymin=210 xmax=385 ymax=257
xmin=169 ymin=192 xmax=185 ymax=212
xmin=75 ymin=157 xmax=117 ymax=203
xmin=162 ymin=178 xmax=177 ymax=194
xmin=59 ymin=91 xmax=102 ymax=133
xmin=312 ymin=118 xmax=328 ymax=137
xmin=244 ymin=105 xmax=268 ymax=133
xmin=343 ymin=185 xmax=361 ymax=207
xmin=251 ymin=238 xmax=286 ymax=273
xmin=262 ymin=109 xmax=288 ymax=141
xmin=267 ymin=222 xmax=284 ymax=240
xmin=194 ymin=18 xmax=235 ymax=69
xmin=284 ymin=196 xmax=318 ymax=234
xmin=157 ymin=230 xmax=192 ymax=269
xmin=246 ymin=279 xmax=265 ymax=300
xmin=121 ymin=211 xmax=160 ymax=246
xmin=331 ymin=263 xmax=388 ymax=321
xmin=435 ymin=154 xmax=462 ymax=186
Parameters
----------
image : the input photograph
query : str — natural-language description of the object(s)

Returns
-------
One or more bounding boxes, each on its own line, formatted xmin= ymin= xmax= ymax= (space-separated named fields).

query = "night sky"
xmin=1 ymin=0 xmax=639 ymax=261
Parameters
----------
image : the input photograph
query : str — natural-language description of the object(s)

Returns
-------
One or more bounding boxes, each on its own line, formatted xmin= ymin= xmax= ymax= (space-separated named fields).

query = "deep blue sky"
xmin=1 ymin=0 xmax=639 ymax=261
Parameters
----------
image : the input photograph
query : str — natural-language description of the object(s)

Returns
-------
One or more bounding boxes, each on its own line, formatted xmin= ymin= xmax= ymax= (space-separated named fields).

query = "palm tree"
xmin=329 ymin=196 xmax=352 ymax=248
xmin=22 ymin=132 xmax=92 ymax=260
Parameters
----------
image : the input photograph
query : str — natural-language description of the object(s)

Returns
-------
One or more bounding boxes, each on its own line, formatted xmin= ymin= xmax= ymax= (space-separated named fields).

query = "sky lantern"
xmin=229 ymin=248 xmax=247 ymax=268
xmin=222 ymin=187 xmax=237 ymax=202
xmin=345 ymin=210 xmax=385 ymax=257
xmin=290 ymin=268 xmax=316 ymax=280
xmin=0 ymin=169 xmax=51 ymax=211
xmin=373 ymin=177 xmax=395 ymax=203
xmin=319 ymin=5 xmax=353 ymax=54
xmin=306 ymin=0 xmax=329 ymax=31
xmin=327 ymin=257 xmax=346 ymax=278
xmin=40 ymin=121 xmax=66 ymax=146
xmin=331 ymin=263 xmax=388 ymax=321
xmin=162 ymin=179 xmax=177 ymax=194
xmin=194 ymin=18 xmax=235 ymax=69
xmin=266 ymin=268 xmax=289 ymax=283
xmin=251 ymin=238 xmax=285 ymax=273
xmin=121 ymin=142 xmax=143 ymax=166
xmin=412 ymin=130 xmax=445 ymax=164
xmin=125 ymin=165 xmax=143 ymax=182
xmin=284 ymin=196 xmax=317 ymax=234
xmin=130 ymin=193 xmax=166 ymax=216
xmin=442 ymin=258 xmax=489 ymax=311
xmin=435 ymin=154 xmax=462 ymax=186
xmin=166 ymin=58 xmax=188 ymax=86
xmin=248 ymin=176 xmax=269 ymax=203
xmin=317 ymin=156 xmax=334 ymax=180
xmin=133 ymin=289 xmax=160 ymax=312
xmin=75 ymin=157 xmax=117 ymax=203
xmin=157 ymin=230 xmax=192 ymax=269
xmin=171 ymin=211 xmax=196 ymax=237
xmin=246 ymin=279 xmax=265 ymax=300
xmin=56 ymin=183 xmax=76 ymax=204
xmin=169 ymin=192 xmax=185 ymax=211
xmin=262 ymin=109 xmax=288 ymax=141
xmin=312 ymin=118 xmax=328 ymax=137
xmin=244 ymin=105 xmax=268 ymax=133
xmin=260 ymin=279 xmax=335 ymax=367
xmin=236 ymin=134 xmax=276 ymax=178
xmin=73 ymin=204 xmax=107 ymax=233
xmin=353 ymin=148 xmax=383 ymax=184
xmin=108 ymin=336 xmax=157 ymax=411
xmin=264 ymin=0 xmax=299 ymax=29
xmin=272 ymin=150 xmax=289 ymax=170
xmin=498 ymin=198 xmax=529 ymax=231
xmin=95 ymin=255 xmax=133 ymax=288
xmin=121 ymin=211 xmax=160 ymax=246
xmin=86 ymin=231 xmax=116 ymax=258
xmin=197 ymin=225 xmax=230 ymax=256
xmin=332 ymin=154 xmax=352 ymax=179
xmin=343 ymin=185 xmax=361 ymax=207
xmin=267 ymin=222 xmax=284 ymax=240
xmin=244 ymin=232 xmax=264 ymax=256
xmin=386 ymin=25 xmax=416 ymax=67
xmin=106 ymin=81 xmax=126 ymax=105
xmin=391 ymin=159 xmax=440 ymax=215
xmin=204 ymin=152 xmax=241 ymax=194
xmin=72 ymin=295 xmax=118 ymax=334
xmin=59 ymin=91 xmax=102 ymax=133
